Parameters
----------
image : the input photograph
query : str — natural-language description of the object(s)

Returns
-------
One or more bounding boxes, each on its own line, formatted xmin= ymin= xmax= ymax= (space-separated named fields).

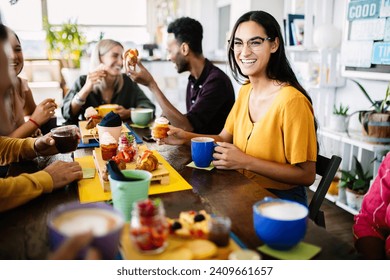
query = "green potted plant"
xmin=351 ymin=79 xmax=390 ymax=144
xmin=329 ymin=103 xmax=349 ymax=132
xmin=43 ymin=18 xmax=87 ymax=88
xmin=339 ymin=156 xmax=372 ymax=210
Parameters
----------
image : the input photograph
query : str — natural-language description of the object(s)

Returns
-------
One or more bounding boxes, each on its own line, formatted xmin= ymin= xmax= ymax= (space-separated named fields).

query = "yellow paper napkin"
xmin=187 ymin=161 xmax=215 ymax=171
xmin=75 ymin=152 xmax=193 ymax=203
xmin=82 ymin=168 xmax=96 ymax=179
xmin=257 ymin=242 xmax=321 ymax=260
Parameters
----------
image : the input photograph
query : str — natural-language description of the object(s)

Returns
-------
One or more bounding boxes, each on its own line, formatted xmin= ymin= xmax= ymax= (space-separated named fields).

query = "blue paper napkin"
xmin=77 ymin=139 xmax=99 ymax=148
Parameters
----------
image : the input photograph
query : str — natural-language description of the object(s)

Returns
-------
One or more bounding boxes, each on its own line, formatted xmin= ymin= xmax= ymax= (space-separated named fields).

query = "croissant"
xmin=136 ymin=150 xmax=158 ymax=172
xmin=124 ymin=48 xmax=139 ymax=67
xmin=85 ymin=116 xmax=102 ymax=129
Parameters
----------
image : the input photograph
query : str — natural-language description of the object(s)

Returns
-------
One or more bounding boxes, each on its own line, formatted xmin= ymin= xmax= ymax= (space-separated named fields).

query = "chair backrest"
xmin=308 ymin=154 xmax=342 ymax=227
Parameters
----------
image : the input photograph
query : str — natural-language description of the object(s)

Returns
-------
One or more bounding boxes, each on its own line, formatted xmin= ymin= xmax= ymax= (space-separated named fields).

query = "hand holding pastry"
xmin=84 ymin=64 xmax=107 ymax=92
xmin=31 ymin=98 xmax=57 ymax=125
xmin=124 ymin=48 xmax=139 ymax=71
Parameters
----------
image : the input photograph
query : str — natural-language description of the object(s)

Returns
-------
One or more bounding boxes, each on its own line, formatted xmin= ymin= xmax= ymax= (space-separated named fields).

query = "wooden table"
xmin=0 ymin=127 xmax=358 ymax=260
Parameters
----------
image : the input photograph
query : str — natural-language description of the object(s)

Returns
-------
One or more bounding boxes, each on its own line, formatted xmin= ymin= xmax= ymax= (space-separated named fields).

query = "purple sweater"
xmin=186 ymin=59 xmax=235 ymax=134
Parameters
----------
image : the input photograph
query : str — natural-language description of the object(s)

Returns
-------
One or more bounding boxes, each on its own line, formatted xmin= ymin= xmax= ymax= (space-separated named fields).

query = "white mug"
xmin=95 ymin=124 xmax=122 ymax=143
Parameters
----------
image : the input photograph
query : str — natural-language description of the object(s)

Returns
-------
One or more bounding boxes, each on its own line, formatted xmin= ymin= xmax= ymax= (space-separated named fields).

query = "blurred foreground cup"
xmin=47 ymin=202 xmax=124 ymax=259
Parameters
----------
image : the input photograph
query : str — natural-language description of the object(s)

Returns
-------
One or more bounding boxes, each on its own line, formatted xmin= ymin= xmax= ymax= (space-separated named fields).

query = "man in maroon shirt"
xmin=126 ymin=17 xmax=235 ymax=134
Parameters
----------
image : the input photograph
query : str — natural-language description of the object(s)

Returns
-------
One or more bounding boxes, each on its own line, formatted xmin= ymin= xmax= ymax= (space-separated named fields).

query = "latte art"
xmin=52 ymin=208 xmax=123 ymax=237
xmin=257 ymin=202 xmax=308 ymax=221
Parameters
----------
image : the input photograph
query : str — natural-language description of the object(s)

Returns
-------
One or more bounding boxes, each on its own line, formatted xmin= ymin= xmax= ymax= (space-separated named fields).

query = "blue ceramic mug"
xmin=253 ymin=197 xmax=308 ymax=250
xmin=191 ymin=137 xmax=216 ymax=168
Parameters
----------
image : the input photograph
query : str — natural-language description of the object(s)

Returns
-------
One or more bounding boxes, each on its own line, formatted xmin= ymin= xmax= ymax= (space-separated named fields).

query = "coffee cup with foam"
xmin=253 ymin=197 xmax=308 ymax=250
xmin=47 ymin=202 xmax=125 ymax=259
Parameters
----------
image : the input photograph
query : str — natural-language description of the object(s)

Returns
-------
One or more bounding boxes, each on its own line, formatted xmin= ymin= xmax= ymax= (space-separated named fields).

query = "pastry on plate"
xmin=135 ymin=149 xmax=158 ymax=172
xmin=84 ymin=106 xmax=102 ymax=129
xmin=168 ymin=210 xmax=211 ymax=239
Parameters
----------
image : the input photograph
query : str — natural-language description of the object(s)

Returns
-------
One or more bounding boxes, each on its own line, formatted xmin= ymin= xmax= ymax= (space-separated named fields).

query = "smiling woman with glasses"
xmin=160 ymin=11 xmax=318 ymax=205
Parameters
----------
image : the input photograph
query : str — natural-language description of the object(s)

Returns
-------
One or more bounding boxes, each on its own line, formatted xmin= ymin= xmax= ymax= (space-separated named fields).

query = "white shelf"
xmin=316 ymin=127 xmax=390 ymax=215
xmin=335 ymin=201 xmax=359 ymax=216
xmin=309 ymin=185 xmax=358 ymax=215
xmin=319 ymin=127 xmax=390 ymax=153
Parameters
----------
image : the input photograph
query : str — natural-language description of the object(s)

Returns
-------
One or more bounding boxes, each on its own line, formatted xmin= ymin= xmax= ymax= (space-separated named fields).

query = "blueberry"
xmin=171 ymin=221 xmax=182 ymax=230
xmin=194 ymin=214 xmax=205 ymax=222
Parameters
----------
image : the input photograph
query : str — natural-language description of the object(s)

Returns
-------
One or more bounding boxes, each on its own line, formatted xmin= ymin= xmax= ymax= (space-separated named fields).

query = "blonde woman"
xmin=62 ymin=39 xmax=155 ymax=123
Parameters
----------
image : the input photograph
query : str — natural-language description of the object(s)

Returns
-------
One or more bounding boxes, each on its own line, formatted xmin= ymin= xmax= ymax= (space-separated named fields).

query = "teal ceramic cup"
xmin=109 ymin=170 xmax=152 ymax=221
xmin=191 ymin=137 xmax=216 ymax=168
xmin=131 ymin=108 xmax=154 ymax=126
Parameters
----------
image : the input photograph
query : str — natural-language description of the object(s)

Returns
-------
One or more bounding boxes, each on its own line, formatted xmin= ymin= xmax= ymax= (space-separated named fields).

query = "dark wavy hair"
xmin=0 ymin=24 xmax=7 ymax=41
xmin=167 ymin=17 xmax=203 ymax=55
xmin=227 ymin=11 xmax=318 ymax=149
xmin=228 ymin=11 xmax=309 ymax=97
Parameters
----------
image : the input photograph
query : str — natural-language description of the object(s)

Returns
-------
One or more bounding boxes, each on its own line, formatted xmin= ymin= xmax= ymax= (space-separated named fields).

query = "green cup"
xmin=109 ymin=170 xmax=152 ymax=222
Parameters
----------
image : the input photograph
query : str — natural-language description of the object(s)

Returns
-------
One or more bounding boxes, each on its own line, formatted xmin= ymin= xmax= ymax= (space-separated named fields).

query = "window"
xmin=0 ymin=0 xmax=42 ymax=31
xmin=0 ymin=0 xmax=150 ymax=59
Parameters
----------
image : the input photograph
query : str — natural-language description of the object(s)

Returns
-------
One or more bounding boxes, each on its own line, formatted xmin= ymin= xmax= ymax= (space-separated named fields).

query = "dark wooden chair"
xmin=309 ymin=154 xmax=342 ymax=228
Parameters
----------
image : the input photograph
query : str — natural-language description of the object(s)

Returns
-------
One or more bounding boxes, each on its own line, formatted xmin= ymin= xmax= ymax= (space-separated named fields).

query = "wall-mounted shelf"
xmin=309 ymin=184 xmax=359 ymax=216
xmin=316 ymin=127 xmax=390 ymax=215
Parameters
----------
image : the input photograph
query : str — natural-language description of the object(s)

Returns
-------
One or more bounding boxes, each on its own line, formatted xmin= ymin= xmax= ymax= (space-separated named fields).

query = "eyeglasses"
xmin=229 ymin=36 xmax=272 ymax=52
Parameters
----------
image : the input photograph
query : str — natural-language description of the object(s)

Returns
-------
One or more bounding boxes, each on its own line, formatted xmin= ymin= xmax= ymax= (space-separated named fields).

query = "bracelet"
xmin=74 ymin=93 xmax=86 ymax=106
xmin=29 ymin=118 xmax=40 ymax=128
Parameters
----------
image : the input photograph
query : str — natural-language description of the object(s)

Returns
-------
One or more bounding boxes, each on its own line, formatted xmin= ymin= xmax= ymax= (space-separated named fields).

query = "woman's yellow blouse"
xmin=224 ymin=84 xmax=317 ymax=190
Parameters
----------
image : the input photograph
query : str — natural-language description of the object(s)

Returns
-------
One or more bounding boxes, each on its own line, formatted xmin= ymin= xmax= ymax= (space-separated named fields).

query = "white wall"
xmin=170 ymin=0 xmax=389 ymax=132
xmin=332 ymin=0 xmax=389 ymax=130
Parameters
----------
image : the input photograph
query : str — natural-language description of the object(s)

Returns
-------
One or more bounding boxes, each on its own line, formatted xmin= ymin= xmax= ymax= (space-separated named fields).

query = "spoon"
xmin=106 ymin=160 xmax=143 ymax=181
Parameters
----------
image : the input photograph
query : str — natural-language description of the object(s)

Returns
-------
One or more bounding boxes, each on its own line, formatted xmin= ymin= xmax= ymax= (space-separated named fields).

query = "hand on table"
xmin=44 ymin=161 xmax=83 ymax=189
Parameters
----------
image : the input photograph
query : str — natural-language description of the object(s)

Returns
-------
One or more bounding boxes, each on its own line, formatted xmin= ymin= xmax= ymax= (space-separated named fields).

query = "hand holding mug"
xmin=48 ymin=231 xmax=101 ymax=260
xmin=114 ymin=105 xmax=129 ymax=120
xmin=212 ymin=142 xmax=247 ymax=170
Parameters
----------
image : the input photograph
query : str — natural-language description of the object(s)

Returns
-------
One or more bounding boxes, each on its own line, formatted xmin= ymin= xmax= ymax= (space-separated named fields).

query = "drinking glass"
xmin=51 ymin=125 xmax=79 ymax=159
